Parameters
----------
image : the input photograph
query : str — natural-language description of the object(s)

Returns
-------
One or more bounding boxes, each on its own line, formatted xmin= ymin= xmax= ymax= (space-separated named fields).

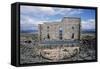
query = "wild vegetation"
xmin=20 ymin=33 xmax=96 ymax=64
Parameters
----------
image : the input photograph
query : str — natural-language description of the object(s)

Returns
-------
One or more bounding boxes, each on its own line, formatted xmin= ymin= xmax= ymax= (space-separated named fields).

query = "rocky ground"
xmin=20 ymin=39 xmax=96 ymax=64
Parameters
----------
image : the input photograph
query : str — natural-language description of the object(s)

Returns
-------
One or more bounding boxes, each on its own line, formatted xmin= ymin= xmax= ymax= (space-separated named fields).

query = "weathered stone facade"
xmin=38 ymin=17 xmax=80 ymax=41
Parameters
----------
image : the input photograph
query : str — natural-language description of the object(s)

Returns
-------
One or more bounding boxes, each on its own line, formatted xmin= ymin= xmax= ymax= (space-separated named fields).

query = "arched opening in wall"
xmin=47 ymin=34 xmax=50 ymax=39
xmin=47 ymin=26 xmax=49 ymax=29
xmin=72 ymin=26 xmax=74 ymax=29
xmin=47 ymin=26 xmax=49 ymax=32
xmin=72 ymin=33 xmax=74 ymax=39
xmin=59 ymin=28 xmax=63 ymax=40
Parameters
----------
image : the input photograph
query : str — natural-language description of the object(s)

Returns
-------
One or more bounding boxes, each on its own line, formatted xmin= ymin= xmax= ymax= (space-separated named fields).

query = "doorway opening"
xmin=59 ymin=28 xmax=63 ymax=40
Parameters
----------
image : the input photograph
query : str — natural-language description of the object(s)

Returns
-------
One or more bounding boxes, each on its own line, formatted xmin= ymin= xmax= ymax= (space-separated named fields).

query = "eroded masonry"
xmin=37 ymin=17 xmax=81 ymax=60
xmin=38 ymin=17 xmax=80 ymax=41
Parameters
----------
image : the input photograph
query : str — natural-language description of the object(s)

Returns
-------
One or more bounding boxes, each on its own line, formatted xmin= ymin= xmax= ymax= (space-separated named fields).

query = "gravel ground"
xmin=20 ymin=39 xmax=96 ymax=64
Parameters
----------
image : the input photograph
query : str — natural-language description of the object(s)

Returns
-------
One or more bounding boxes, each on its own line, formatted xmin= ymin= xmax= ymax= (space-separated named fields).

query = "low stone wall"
xmin=38 ymin=46 xmax=80 ymax=61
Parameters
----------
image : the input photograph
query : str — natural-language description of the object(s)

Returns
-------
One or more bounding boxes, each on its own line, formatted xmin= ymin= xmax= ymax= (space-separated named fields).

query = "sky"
xmin=20 ymin=5 xmax=96 ymax=32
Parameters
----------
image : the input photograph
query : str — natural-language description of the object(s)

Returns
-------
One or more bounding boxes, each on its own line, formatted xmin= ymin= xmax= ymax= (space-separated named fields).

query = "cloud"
xmin=38 ymin=7 xmax=55 ymax=15
xmin=20 ymin=6 xmax=83 ymax=17
xmin=81 ymin=19 xmax=95 ymax=30
xmin=54 ymin=8 xmax=83 ymax=16
xmin=21 ymin=23 xmax=38 ymax=31
xmin=20 ymin=6 xmax=55 ymax=16
xmin=20 ymin=6 xmax=84 ymax=31
xmin=20 ymin=15 xmax=43 ymax=31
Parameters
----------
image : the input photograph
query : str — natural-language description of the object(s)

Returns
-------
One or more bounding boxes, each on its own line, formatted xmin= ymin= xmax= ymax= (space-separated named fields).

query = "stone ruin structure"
xmin=38 ymin=17 xmax=81 ymax=60
xmin=38 ymin=17 xmax=80 ymax=41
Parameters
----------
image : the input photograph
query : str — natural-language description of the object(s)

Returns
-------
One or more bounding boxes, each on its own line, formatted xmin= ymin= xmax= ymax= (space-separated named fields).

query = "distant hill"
xmin=21 ymin=29 xmax=95 ymax=34
xmin=21 ymin=30 xmax=38 ymax=34
xmin=81 ymin=29 xmax=95 ymax=34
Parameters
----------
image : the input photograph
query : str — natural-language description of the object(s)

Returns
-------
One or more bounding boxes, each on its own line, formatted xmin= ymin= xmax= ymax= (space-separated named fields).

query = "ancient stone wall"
xmin=38 ymin=17 xmax=80 ymax=41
